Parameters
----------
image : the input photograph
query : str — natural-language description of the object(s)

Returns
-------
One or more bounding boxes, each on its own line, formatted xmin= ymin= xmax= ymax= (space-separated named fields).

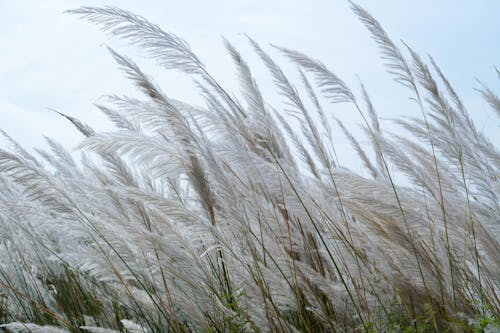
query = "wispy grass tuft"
xmin=0 ymin=2 xmax=498 ymax=332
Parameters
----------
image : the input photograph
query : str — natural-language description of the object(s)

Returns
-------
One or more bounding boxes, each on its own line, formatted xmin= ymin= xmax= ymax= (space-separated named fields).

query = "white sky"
xmin=0 ymin=0 xmax=498 ymax=168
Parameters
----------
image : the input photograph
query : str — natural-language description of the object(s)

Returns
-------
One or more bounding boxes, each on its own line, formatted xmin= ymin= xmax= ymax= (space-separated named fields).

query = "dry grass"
xmin=0 ymin=2 xmax=498 ymax=332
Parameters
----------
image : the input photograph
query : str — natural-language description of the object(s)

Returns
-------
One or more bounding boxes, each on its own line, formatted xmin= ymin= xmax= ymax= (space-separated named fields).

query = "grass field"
xmin=0 ymin=2 xmax=498 ymax=332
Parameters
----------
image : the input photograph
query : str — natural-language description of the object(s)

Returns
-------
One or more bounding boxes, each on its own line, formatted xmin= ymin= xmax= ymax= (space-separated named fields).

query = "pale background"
xmin=0 ymin=1 xmax=498 ymax=169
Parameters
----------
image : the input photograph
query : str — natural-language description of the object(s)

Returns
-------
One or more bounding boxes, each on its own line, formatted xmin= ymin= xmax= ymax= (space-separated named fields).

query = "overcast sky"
xmin=0 ymin=0 xmax=498 ymax=166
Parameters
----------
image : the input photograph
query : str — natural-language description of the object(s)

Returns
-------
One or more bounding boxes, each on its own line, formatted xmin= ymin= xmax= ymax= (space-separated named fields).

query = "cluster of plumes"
xmin=0 ymin=2 xmax=498 ymax=332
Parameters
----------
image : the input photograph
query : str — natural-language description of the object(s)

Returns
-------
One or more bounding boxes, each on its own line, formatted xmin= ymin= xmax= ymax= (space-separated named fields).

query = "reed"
xmin=0 ymin=2 xmax=498 ymax=332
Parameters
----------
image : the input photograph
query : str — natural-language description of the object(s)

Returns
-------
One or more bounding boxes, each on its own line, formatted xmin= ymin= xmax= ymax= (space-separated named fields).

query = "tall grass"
xmin=0 ymin=2 xmax=498 ymax=332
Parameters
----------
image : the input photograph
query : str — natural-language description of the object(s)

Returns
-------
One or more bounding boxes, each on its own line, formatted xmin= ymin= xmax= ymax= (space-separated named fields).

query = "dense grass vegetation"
xmin=0 ymin=2 xmax=498 ymax=332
